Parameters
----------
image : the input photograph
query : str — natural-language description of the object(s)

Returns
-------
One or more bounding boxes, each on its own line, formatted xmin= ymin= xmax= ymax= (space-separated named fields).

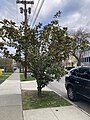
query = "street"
xmin=48 ymin=76 xmax=90 ymax=115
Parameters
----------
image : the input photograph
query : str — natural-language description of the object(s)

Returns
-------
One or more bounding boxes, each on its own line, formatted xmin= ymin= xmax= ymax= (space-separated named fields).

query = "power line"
xmin=30 ymin=0 xmax=41 ymax=25
xmin=31 ymin=0 xmax=45 ymax=27
xmin=31 ymin=0 xmax=45 ymax=28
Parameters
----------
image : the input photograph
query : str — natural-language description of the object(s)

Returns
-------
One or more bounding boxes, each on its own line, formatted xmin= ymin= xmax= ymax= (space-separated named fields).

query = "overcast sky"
xmin=0 ymin=0 xmax=90 ymax=32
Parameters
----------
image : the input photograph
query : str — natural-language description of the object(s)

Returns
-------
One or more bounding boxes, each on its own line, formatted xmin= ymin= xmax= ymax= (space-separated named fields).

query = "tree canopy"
xmin=0 ymin=14 xmax=73 ymax=96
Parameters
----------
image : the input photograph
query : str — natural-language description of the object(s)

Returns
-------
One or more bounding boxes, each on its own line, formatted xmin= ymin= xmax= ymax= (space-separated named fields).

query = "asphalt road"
xmin=48 ymin=76 xmax=90 ymax=115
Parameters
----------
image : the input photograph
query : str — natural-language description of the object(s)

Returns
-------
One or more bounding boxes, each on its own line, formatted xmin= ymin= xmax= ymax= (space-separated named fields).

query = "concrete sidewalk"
xmin=0 ymin=71 xmax=90 ymax=120
xmin=21 ymin=81 xmax=90 ymax=120
xmin=0 ymin=70 xmax=23 ymax=120
xmin=23 ymin=106 xmax=90 ymax=120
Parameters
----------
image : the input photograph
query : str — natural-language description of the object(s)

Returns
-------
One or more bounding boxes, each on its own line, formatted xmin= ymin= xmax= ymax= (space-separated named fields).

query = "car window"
xmin=78 ymin=67 xmax=90 ymax=80
xmin=70 ymin=67 xmax=90 ymax=80
xmin=70 ymin=69 xmax=78 ymax=76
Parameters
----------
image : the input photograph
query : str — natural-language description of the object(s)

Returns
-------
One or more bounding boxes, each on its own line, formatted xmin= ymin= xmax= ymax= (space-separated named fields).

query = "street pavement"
xmin=48 ymin=76 xmax=90 ymax=114
xmin=21 ymin=80 xmax=90 ymax=120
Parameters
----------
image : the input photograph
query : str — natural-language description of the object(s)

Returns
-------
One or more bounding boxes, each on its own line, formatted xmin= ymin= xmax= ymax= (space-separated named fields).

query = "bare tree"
xmin=70 ymin=28 xmax=90 ymax=66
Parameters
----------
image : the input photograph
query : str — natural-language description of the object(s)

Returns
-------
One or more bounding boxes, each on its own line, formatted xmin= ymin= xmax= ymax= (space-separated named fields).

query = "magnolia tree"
xmin=0 ymin=12 xmax=72 ymax=96
xmin=27 ymin=21 xmax=72 ymax=96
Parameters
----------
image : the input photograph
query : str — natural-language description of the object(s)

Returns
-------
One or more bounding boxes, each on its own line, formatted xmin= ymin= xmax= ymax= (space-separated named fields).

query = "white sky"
xmin=0 ymin=0 xmax=90 ymax=55
xmin=0 ymin=0 xmax=90 ymax=31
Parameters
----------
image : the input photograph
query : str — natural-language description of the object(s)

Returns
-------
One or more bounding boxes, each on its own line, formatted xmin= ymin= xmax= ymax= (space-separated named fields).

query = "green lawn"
xmin=22 ymin=90 xmax=71 ymax=110
xmin=0 ymin=72 xmax=12 ymax=84
xmin=20 ymin=73 xmax=35 ymax=81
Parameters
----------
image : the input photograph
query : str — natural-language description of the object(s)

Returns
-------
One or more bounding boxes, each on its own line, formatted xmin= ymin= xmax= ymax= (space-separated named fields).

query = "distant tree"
xmin=0 ymin=57 xmax=13 ymax=72
xmin=70 ymin=28 xmax=90 ymax=66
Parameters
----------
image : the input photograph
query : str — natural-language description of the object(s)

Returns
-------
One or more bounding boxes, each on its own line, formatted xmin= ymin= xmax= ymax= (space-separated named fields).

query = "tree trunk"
xmin=37 ymin=80 xmax=42 ymax=97
xmin=24 ymin=66 xmax=27 ymax=79
xmin=77 ymin=60 xmax=81 ymax=66
xmin=19 ymin=67 xmax=21 ymax=73
xmin=4 ymin=67 xmax=6 ymax=73
xmin=38 ymin=86 xmax=42 ymax=97
xmin=72 ymin=54 xmax=81 ymax=66
xmin=24 ymin=50 xmax=28 ymax=79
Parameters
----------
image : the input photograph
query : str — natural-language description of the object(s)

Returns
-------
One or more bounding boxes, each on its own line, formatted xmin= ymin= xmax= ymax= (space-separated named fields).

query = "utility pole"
xmin=16 ymin=0 xmax=34 ymax=79
xmin=16 ymin=0 xmax=34 ymax=26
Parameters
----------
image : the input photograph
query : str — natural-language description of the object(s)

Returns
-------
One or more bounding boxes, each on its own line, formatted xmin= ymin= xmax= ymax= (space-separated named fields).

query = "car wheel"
xmin=67 ymin=86 xmax=77 ymax=101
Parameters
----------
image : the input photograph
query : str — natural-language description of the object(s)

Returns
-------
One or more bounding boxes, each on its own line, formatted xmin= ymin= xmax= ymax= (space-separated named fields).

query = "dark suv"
xmin=65 ymin=66 xmax=90 ymax=101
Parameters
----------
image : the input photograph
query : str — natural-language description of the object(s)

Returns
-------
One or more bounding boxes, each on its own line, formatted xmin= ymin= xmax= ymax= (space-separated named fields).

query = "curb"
xmin=47 ymin=86 xmax=90 ymax=117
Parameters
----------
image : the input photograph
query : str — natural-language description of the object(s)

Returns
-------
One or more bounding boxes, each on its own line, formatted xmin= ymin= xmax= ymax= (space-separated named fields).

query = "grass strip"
xmin=22 ymin=90 xmax=71 ymax=110
xmin=0 ymin=72 xmax=12 ymax=84
xmin=20 ymin=73 xmax=35 ymax=81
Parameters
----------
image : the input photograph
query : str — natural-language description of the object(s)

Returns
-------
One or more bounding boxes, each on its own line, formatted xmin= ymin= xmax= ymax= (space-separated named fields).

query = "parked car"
xmin=65 ymin=66 xmax=90 ymax=101
xmin=13 ymin=67 xmax=17 ymax=71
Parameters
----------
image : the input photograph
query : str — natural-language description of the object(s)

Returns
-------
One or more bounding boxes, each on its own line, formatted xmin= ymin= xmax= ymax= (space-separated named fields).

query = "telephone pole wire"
xmin=31 ymin=0 xmax=45 ymax=28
